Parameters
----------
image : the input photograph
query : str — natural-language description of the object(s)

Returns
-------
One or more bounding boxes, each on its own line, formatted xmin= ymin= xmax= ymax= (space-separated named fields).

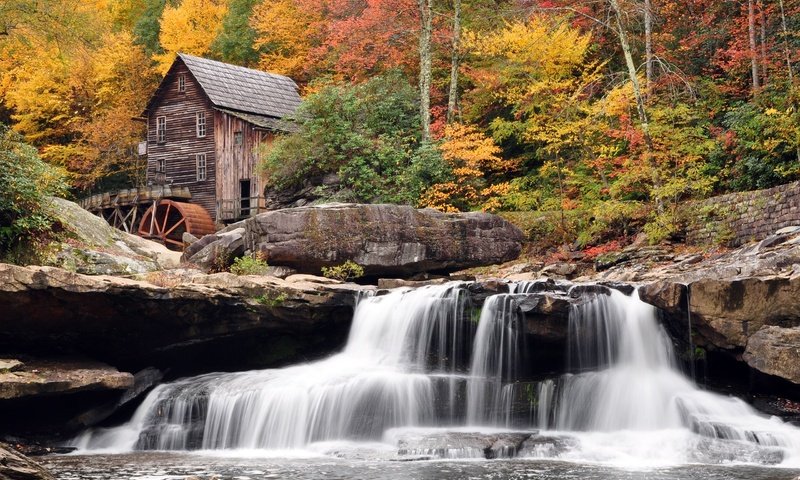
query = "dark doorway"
xmin=240 ymin=179 xmax=251 ymax=216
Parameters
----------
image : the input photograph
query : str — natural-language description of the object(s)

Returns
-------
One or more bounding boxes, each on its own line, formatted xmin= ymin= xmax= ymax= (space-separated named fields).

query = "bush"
xmin=0 ymin=125 xmax=68 ymax=262
xmin=230 ymin=252 xmax=269 ymax=275
xmin=259 ymin=72 xmax=443 ymax=204
xmin=321 ymin=260 xmax=365 ymax=281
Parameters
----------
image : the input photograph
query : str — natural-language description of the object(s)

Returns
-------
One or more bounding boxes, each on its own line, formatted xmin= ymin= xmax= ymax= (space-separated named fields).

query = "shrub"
xmin=230 ymin=252 xmax=269 ymax=275
xmin=321 ymin=260 xmax=365 ymax=281
xmin=0 ymin=125 xmax=68 ymax=262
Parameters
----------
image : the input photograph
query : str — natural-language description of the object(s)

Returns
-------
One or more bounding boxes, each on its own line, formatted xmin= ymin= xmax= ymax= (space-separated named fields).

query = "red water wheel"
xmin=138 ymin=200 xmax=216 ymax=249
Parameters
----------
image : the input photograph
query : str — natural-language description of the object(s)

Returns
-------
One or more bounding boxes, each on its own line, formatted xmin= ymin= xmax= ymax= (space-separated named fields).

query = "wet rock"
xmin=466 ymin=279 xmax=510 ymax=306
xmin=517 ymin=435 xmax=578 ymax=458
xmin=0 ymin=443 xmax=54 ymax=480
xmin=686 ymin=437 xmax=784 ymax=465
xmin=0 ymin=359 xmax=132 ymax=400
xmin=395 ymin=431 xmax=534 ymax=459
xmin=488 ymin=433 xmax=532 ymax=458
xmin=244 ymin=203 xmax=524 ymax=277
xmin=743 ymin=326 xmax=800 ymax=384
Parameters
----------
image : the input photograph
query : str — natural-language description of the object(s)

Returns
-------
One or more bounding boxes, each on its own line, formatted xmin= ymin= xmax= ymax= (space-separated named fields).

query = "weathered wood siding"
xmin=146 ymin=61 xmax=217 ymax=220
xmin=214 ymin=111 xmax=274 ymax=211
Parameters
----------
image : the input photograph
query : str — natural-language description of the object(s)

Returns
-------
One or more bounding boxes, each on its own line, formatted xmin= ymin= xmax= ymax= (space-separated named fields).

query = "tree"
xmin=212 ymin=0 xmax=262 ymax=66
xmin=259 ymin=73 xmax=442 ymax=203
xmin=251 ymin=0 xmax=322 ymax=80
xmin=418 ymin=0 xmax=433 ymax=142
xmin=153 ymin=0 xmax=228 ymax=74
xmin=447 ymin=0 xmax=462 ymax=123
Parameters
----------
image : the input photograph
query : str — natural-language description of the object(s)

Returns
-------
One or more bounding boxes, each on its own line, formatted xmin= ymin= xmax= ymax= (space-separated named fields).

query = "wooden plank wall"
xmin=214 ymin=111 xmax=275 ymax=211
xmin=146 ymin=61 xmax=218 ymax=220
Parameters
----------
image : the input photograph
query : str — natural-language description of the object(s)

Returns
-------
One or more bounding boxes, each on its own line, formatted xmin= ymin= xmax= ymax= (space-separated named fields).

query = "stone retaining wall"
xmin=686 ymin=181 xmax=800 ymax=246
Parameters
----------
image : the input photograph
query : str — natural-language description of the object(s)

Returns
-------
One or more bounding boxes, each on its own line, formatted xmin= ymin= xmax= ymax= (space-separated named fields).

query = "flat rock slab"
xmin=0 ymin=359 xmax=133 ymax=400
xmin=0 ymin=443 xmax=54 ymax=480
xmin=0 ymin=359 xmax=23 ymax=371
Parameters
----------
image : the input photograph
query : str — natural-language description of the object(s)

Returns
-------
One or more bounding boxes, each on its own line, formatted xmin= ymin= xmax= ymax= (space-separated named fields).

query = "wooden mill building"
xmin=142 ymin=53 xmax=301 ymax=222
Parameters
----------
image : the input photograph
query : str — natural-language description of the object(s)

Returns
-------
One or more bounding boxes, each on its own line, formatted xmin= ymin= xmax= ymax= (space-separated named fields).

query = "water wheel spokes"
xmin=138 ymin=200 xmax=215 ymax=250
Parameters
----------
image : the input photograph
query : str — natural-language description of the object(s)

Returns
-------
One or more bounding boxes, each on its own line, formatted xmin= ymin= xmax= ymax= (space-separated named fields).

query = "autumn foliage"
xmin=1 ymin=0 xmax=799 ymax=247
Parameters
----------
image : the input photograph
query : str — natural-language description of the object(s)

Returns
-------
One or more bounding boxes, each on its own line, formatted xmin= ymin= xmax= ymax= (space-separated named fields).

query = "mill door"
xmin=240 ymin=179 xmax=251 ymax=217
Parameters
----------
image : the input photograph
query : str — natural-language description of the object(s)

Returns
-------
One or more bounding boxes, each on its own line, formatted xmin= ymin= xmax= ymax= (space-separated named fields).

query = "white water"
xmin=74 ymin=283 xmax=800 ymax=467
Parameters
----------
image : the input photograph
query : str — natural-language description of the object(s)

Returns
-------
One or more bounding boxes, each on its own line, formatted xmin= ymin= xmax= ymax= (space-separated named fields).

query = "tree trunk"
xmin=447 ymin=0 xmax=462 ymax=124
xmin=749 ymin=0 xmax=761 ymax=93
xmin=759 ymin=0 xmax=768 ymax=86
xmin=608 ymin=0 xmax=662 ymax=210
xmin=645 ymin=0 xmax=654 ymax=91
xmin=779 ymin=0 xmax=794 ymax=83
xmin=418 ymin=0 xmax=433 ymax=142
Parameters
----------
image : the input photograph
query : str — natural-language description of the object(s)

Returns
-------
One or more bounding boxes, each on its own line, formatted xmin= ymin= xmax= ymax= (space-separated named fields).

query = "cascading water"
xmin=74 ymin=282 xmax=800 ymax=467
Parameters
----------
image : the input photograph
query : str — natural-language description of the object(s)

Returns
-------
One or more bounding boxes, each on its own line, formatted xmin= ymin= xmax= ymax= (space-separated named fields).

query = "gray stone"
xmin=263 ymin=266 xmax=297 ymax=279
xmin=182 ymin=232 xmax=199 ymax=245
xmin=0 ymin=359 xmax=133 ymax=400
xmin=540 ymin=263 xmax=577 ymax=278
xmin=0 ymin=359 xmax=23 ymax=372
xmin=46 ymin=197 xmax=180 ymax=275
xmin=243 ymin=203 xmax=524 ymax=277
xmin=743 ymin=326 xmax=800 ymax=384
xmin=776 ymin=226 xmax=800 ymax=235
xmin=0 ymin=443 xmax=54 ymax=480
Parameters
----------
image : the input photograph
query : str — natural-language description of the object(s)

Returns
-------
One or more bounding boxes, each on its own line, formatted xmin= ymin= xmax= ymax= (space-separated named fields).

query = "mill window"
xmin=156 ymin=158 xmax=166 ymax=173
xmin=196 ymin=112 xmax=206 ymax=138
xmin=178 ymin=74 xmax=186 ymax=92
xmin=156 ymin=116 xmax=166 ymax=143
xmin=196 ymin=154 xmax=207 ymax=181
xmin=234 ymin=131 xmax=243 ymax=146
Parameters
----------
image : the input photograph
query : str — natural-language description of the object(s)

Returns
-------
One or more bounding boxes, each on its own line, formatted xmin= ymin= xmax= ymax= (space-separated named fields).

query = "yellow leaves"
xmin=440 ymin=123 xmax=518 ymax=173
xmin=154 ymin=0 xmax=229 ymax=74
xmin=419 ymin=123 xmax=514 ymax=213
xmin=251 ymin=0 xmax=321 ymax=78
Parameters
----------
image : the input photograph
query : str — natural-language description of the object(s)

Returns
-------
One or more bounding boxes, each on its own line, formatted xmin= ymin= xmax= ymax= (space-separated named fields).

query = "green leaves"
xmin=0 ymin=125 xmax=68 ymax=257
xmin=259 ymin=72 xmax=441 ymax=204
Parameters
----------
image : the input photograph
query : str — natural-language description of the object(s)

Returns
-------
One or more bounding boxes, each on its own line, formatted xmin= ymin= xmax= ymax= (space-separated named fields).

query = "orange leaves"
xmin=419 ymin=123 xmax=515 ymax=213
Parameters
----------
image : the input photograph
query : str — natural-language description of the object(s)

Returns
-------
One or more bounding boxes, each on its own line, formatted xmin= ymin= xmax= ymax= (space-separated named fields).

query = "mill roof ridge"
xmin=177 ymin=53 xmax=301 ymax=120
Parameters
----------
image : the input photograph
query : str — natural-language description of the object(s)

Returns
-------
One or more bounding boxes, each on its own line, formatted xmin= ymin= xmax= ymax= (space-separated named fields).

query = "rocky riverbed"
xmin=2 ymin=199 xmax=800 ymax=478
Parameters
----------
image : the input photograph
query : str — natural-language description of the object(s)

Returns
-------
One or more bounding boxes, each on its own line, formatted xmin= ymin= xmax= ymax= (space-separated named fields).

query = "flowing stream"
xmin=71 ymin=282 xmax=800 ymax=472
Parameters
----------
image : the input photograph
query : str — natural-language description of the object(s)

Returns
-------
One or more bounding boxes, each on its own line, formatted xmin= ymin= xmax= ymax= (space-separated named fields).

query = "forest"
xmin=1 ymin=0 xmax=799 ymax=250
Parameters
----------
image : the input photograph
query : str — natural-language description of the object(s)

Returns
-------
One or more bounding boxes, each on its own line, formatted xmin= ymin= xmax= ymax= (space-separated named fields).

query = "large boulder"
xmin=46 ymin=197 xmax=181 ymax=275
xmin=240 ymin=204 xmax=524 ymax=277
xmin=743 ymin=326 xmax=800 ymax=384
xmin=0 ymin=443 xmax=54 ymax=480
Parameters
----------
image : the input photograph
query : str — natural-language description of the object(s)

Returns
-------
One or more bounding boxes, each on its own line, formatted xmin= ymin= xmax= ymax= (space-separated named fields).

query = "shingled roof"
xmin=145 ymin=53 xmax=301 ymax=121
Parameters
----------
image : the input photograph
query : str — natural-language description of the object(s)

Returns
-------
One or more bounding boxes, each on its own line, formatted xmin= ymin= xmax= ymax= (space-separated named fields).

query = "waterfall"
xmin=466 ymin=294 xmax=525 ymax=425
xmin=74 ymin=282 xmax=800 ymax=466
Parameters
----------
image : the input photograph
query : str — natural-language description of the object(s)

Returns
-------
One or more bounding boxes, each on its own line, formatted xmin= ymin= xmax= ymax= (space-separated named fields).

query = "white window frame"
xmin=156 ymin=158 xmax=166 ymax=173
xmin=178 ymin=74 xmax=186 ymax=92
xmin=156 ymin=116 xmax=166 ymax=143
xmin=196 ymin=112 xmax=206 ymax=138
xmin=196 ymin=153 xmax=207 ymax=181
